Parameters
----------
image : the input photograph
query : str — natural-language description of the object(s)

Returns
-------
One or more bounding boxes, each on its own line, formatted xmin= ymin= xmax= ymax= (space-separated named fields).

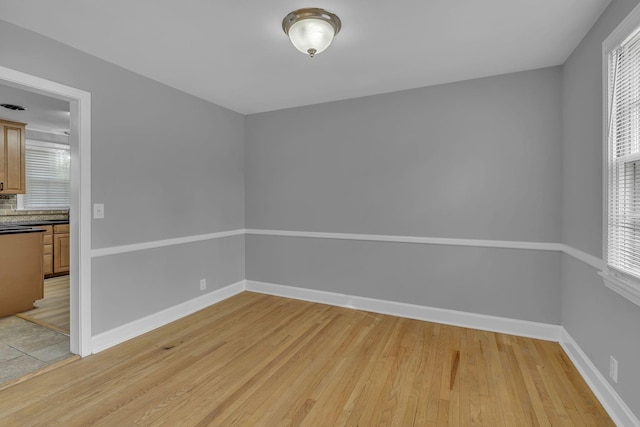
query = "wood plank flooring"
xmin=16 ymin=275 xmax=70 ymax=335
xmin=0 ymin=292 xmax=613 ymax=426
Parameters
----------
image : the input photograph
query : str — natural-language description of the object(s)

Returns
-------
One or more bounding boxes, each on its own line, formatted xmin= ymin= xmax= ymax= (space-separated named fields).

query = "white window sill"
xmin=598 ymin=270 xmax=640 ymax=307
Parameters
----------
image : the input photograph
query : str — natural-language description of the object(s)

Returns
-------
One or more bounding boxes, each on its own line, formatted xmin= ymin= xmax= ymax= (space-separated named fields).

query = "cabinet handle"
xmin=0 ymin=182 xmax=3 ymax=191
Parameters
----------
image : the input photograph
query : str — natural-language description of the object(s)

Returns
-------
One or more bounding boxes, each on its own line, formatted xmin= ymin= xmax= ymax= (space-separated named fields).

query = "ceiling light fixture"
xmin=282 ymin=8 xmax=341 ymax=58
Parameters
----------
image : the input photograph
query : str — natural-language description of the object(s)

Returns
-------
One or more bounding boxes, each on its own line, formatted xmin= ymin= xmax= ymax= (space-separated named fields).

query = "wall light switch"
xmin=93 ymin=203 xmax=104 ymax=219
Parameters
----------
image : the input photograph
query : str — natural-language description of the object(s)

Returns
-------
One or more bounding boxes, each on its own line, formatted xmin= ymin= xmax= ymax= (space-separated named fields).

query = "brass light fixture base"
xmin=282 ymin=8 xmax=342 ymax=36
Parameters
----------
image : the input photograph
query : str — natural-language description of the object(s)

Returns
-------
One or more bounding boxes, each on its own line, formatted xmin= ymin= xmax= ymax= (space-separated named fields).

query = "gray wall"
xmin=562 ymin=0 xmax=640 ymax=417
xmin=246 ymin=67 xmax=564 ymax=324
xmin=247 ymin=68 xmax=562 ymax=242
xmin=0 ymin=19 xmax=245 ymax=333
xmin=92 ymin=237 xmax=244 ymax=334
xmin=247 ymin=235 xmax=561 ymax=323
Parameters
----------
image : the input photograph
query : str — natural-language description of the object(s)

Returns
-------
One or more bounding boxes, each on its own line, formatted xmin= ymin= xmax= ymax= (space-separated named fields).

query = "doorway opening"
xmin=0 ymin=66 xmax=92 ymax=358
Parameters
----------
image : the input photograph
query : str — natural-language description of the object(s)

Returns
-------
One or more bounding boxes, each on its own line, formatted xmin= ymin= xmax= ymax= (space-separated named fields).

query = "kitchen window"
xmin=601 ymin=7 xmax=640 ymax=307
xmin=16 ymin=140 xmax=70 ymax=210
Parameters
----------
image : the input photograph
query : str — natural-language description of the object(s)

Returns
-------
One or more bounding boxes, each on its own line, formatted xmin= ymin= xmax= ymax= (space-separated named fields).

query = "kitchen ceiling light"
xmin=282 ymin=8 xmax=341 ymax=57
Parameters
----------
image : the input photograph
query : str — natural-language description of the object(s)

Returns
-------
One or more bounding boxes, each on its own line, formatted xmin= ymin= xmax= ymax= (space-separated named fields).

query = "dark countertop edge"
xmin=0 ymin=227 xmax=45 ymax=235
xmin=1 ymin=220 xmax=69 ymax=226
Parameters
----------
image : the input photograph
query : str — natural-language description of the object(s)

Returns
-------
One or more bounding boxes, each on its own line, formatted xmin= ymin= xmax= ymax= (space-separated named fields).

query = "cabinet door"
xmin=34 ymin=226 xmax=54 ymax=277
xmin=53 ymin=233 xmax=70 ymax=273
xmin=43 ymin=253 xmax=54 ymax=276
xmin=0 ymin=122 xmax=26 ymax=194
xmin=43 ymin=240 xmax=54 ymax=276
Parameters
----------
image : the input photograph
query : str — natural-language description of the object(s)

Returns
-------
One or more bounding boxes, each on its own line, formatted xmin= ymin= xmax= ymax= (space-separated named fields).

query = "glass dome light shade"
xmin=282 ymin=8 xmax=341 ymax=57
xmin=288 ymin=18 xmax=335 ymax=56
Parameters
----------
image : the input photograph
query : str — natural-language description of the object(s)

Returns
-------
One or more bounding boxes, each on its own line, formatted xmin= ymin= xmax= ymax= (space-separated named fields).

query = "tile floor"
xmin=0 ymin=316 xmax=72 ymax=385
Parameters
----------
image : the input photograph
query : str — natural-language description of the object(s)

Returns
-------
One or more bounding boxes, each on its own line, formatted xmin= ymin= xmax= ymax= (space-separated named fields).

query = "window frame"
xmin=16 ymin=139 xmax=71 ymax=211
xmin=601 ymin=3 xmax=640 ymax=307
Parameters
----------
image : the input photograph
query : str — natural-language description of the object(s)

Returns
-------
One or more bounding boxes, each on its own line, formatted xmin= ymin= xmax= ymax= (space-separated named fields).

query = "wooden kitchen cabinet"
xmin=0 ymin=119 xmax=26 ymax=194
xmin=0 ymin=230 xmax=44 ymax=317
xmin=33 ymin=223 xmax=69 ymax=277
xmin=39 ymin=225 xmax=54 ymax=275
xmin=53 ymin=224 xmax=70 ymax=274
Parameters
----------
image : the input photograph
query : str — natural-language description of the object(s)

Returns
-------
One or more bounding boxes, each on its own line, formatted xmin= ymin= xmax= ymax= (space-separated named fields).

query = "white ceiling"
xmin=0 ymin=84 xmax=70 ymax=134
xmin=0 ymin=0 xmax=611 ymax=115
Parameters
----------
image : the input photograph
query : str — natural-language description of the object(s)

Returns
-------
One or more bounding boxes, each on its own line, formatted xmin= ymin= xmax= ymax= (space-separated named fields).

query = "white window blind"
xmin=607 ymin=26 xmax=640 ymax=281
xmin=18 ymin=140 xmax=70 ymax=210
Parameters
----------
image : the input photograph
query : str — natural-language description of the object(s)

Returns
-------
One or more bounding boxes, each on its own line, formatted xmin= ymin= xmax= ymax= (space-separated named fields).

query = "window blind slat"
xmin=22 ymin=141 xmax=70 ymax=209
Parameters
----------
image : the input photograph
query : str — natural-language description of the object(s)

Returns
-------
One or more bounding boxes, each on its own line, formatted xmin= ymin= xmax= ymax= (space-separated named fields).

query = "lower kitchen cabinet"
xmin=53 ymin=224 xmax=69 ymax=274
xmin=0 ymin=230 xmax=44 ymax=316
xmin=34 ymin=223 xmax=69 ymax=277
xmin=42 ymin=226 xmax=53 ymax=275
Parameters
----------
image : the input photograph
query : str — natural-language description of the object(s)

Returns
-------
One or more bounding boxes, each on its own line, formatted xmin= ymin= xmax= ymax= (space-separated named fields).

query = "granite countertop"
xmin=0 ymin=224 xmax=46 ymax=235
xmin=0 ymin=219 xmax=68 ymax=234
xmin=8 ymin=220 xmax=69 ymax=226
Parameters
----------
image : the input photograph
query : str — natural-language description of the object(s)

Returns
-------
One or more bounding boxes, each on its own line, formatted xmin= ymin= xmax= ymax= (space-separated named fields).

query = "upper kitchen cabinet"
xmin=0 ymin=119 xmax=26 ymax=194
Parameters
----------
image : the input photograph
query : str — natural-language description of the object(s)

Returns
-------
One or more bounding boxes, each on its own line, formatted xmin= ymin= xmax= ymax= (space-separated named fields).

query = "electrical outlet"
xmin=610 ymin=356 xmax=618 ymax=383
xmin=200 ymin=278 xmax=206 ymax=291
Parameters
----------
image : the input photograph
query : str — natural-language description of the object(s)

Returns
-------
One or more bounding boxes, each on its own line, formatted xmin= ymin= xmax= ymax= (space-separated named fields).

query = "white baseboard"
xmin=245 ymin=280 xmax=561 ymax=341
xmin=560 ymin=329 xmax=640 ymax=427
xmin=91 ymin=280 xmax=245 ymax=353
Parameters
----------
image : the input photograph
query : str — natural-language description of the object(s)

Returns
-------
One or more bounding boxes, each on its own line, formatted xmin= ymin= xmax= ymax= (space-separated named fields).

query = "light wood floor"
xmin=0 ymin=292 xmax=613 ymax=426
xmin=16 ymin=275 xmax=70 ymax=335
